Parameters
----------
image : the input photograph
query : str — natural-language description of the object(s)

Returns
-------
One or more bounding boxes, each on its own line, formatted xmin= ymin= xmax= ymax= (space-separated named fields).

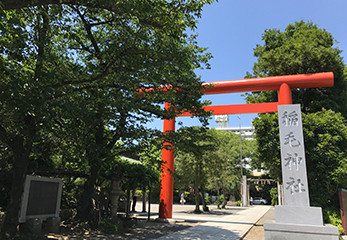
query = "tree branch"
xmin=1 ymin=0 xmax=121 ymax=12
xmin=90 ymin=18 xmax=115 ymax=27
xmin=33 ymin=6 xmax=49 ymax=81
xmin=72 ymin=6 xmax=102 ymax=60
xmin=107 ymin=110 xmax=128 ymax=150
xmin=52 ymin=58 xmax=116 ymax=88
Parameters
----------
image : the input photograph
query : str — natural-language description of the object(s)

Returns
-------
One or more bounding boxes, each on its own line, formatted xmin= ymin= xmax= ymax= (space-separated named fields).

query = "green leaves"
xmin=174 ymin=127 xmax=255 ymax=199
xmin=0 ymin=0 xmax=215 ymax=224
xmin=248 ymin=21 xmax=347 ymax=115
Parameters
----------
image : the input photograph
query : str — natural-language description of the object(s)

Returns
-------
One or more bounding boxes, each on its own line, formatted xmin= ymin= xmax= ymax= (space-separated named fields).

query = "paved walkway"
xmin=133 ymin=203 xmax=271 ymax=240
xmin=243 ymin=206 xmax=275 ymax=240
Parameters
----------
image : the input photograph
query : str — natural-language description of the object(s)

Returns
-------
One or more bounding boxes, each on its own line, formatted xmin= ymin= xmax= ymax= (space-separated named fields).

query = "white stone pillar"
xmin=242 ymin=175 xmax=248 ymax=207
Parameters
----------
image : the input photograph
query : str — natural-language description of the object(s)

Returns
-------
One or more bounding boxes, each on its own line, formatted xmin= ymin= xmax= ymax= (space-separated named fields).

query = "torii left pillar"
xmin=159 ymin=102 xmax=175 ymax=219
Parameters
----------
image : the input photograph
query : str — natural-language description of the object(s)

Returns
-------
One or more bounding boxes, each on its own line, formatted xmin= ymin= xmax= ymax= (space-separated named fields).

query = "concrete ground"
xmin=133 ymin=202 xmax=272 ymax=240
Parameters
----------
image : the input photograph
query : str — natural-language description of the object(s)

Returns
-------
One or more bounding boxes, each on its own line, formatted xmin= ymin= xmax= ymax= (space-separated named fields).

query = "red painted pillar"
xmin=278 ymin=83 xmax=292 ymax=105
xmin=159 ymin=102 xmax=175 ymax=219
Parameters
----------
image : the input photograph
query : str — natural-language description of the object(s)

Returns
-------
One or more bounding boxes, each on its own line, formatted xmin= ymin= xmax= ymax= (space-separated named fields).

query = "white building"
xmin=216 ymin=126 xmax=255 ymax=140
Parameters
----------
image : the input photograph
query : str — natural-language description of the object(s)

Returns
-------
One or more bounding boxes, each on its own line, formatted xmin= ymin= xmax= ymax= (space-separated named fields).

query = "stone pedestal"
xmin=44 ymin=216 xmax=61 ymax=233
xmin=19 ymin=218 xmax=43 ymax=236
xmin=265 ymin=206 xmax=339 ymax=240
xmin=275 ymin=205 xmax=323 ymax=225
xmin=264 ymin=221 xmax=339 ymax=240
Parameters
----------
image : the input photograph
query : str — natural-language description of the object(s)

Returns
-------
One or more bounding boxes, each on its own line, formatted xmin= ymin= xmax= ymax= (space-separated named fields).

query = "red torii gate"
xmin=159 ymin=72 xmax=334 ymax=219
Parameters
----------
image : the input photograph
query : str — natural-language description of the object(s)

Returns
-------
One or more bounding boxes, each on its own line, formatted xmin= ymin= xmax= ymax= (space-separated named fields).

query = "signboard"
xmin=19 ymin=175 xmax=63 ymax=223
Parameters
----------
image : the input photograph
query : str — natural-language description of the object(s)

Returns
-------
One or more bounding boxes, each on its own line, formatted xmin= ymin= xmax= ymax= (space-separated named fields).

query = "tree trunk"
xmin=221 ymin=190 xmax=227 ymax=208
xmin=1 ymin=136 xmax=32 ymax=239
xmin=76 ymin=164 xmax=99 ymax=221
xmin=147 ymin=185 xmax=151 ymax=222
xmin=194 ymin=161 xmax=201 ymax=213
xmin=217 ymin=189 xmax=221 ymax=209
xmin=200 ymin=188 xmax=209 ymax=212
xmin=76 ymin=106 xmax=104 ymax=222
xmin=142 ymin=187 xmax=146 ymax=213
xmin=126 ymin=189 xmax=131 ymax=218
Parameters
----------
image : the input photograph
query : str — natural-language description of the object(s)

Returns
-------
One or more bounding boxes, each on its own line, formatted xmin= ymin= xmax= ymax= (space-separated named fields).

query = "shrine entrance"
xmin=158 ymin=72 xmax=333 ymax=219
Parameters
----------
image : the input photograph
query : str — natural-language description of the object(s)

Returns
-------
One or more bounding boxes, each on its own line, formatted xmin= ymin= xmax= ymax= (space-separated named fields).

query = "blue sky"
xmin=148 ymin=0 xmax=347 ymax=130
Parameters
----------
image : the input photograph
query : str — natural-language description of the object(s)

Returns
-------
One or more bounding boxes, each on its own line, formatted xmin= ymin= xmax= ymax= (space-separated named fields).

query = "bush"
xmin=270 ymin=187 xmax=278 ymax=206
xmin=235 ymin=200 xmax=242 ymax=206
xmin=214 ymin=194 xmax=224 ymax=206
xmin=323 ymin=208 xmax=344 ymax=235
xmin=205 ymin=196 xmax=211 ymax=205
xmin=219 ymin=194 xmax=224 ymax=204
xmin=98 ymin=219 xmax=119 ymax=234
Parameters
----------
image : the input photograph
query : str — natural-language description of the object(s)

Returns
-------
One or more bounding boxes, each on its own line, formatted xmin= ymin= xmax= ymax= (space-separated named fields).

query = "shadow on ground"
xmin=47 ymin=220 xmax=198 ymax=240
xmin=156 ymin=225 xmax=240 ymax=240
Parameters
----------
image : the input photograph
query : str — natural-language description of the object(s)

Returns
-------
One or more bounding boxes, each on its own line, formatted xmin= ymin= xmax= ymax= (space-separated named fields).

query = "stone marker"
xmin=278 ymin=104 xmax=309 ymax=206
xmin=264 ymin=104 xmax=339 ymax=240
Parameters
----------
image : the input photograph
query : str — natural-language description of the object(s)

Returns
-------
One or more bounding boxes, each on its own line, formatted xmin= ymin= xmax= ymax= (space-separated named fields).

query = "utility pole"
xmin=239 ymin=115 xmax=248 ymax=207
xmin=239 ymin=115 xmax=243 ymax=176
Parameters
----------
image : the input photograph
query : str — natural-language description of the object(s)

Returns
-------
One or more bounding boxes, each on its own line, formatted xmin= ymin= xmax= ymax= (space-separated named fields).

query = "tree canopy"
xmin=174 ymin=128 xmax=257 ymax=209
xmin=0 ymin=1 xmax=215 ymax=238
xmin=246 ymin=21 xmax=347 ymax=116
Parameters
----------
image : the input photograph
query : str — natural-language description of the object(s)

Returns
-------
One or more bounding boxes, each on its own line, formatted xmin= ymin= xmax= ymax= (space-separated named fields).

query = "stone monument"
xmin=264 ymin=104 xmax=339 ymax=240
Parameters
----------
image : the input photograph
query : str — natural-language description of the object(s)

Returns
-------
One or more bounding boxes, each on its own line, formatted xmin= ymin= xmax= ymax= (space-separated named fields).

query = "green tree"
xmin=204 ymin=129 xmax=256 ymax=208
xmin=204 ymin=129 xmax=240 ymax=208
xmin=303 ymin=110 xmax=347 ymax=208
xmin=175 ymin=128 xmax=257 ymax=210
xmin=175 ymin=127 xmax=216 ymax=212
xmin=246 ymin=21 xmax=347 ymax=116
xmin=251 ymin=113 xmax=281 ymax=180
xmin=0 ymin=1 xmax=215 ymax=238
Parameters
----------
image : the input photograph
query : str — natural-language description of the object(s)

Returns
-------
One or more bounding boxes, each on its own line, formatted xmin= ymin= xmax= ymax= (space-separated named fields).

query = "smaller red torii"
xmin=159 ymin=72 xmax=334 ymax=219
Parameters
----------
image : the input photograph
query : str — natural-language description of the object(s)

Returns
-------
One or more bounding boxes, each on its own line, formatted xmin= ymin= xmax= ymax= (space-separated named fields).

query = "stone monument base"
xmin=264 ymin=221 xmax=339 ymax=240
xmin=275 ymin=205 xmax=323 ymax=225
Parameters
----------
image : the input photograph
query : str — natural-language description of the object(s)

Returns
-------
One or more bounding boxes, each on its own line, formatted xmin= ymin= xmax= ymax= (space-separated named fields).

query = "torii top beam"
xmin=202 ymin=72 xmax=334 ymax=95
xmin=179 ymin=72 xmax=334 ymax=116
